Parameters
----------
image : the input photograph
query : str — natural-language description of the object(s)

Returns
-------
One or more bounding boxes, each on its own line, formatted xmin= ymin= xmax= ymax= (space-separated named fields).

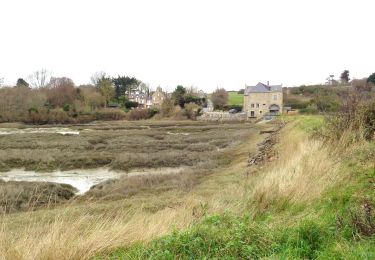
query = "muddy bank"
xmin=0 ymin=167 xmax=184 ymax=194
xmin=0 ymin=127 xmax=80 ymax=135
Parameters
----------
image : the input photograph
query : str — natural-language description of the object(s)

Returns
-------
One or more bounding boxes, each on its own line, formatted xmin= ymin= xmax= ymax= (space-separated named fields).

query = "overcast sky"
xmin=0 ymin=0 xmax=374 ymax=92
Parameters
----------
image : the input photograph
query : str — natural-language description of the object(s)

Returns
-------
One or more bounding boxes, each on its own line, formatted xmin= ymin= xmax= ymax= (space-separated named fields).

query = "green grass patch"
xmin=228 ymin=91 xmax=244 ymax=106
xmin=106 ymin=210 xmax=374 ymax=259
xmin=280 ymin=115 xmax=324 ymax=133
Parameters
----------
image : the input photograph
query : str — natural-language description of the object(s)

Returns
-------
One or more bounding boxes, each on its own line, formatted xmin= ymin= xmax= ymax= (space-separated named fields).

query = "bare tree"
xmin=211 ymin=88 xmax=228 ymax=109
xmin=28 ymin=69 xmax=51 ymax=88
xmin=90 ymin=71 xmax=108 ymax=86
xmin=185 ymin=86 xmax=198 ymax=95
xmin=45 ymin=77 xmax=76 ymax=107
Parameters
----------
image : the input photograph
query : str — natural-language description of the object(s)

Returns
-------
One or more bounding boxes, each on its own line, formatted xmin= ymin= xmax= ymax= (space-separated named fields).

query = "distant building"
xmin=243 ymin=82 xmax=283 ymax=118
xmin=151 ymin=87 xmax=166 ymax=107
xmin=128 ymin=86 xmax=166 ymax=108
xmin=128 ymin=92 xmax=153 ymax=108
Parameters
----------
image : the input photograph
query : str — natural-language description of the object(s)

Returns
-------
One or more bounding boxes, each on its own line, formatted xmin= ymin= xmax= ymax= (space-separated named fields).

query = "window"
xmin=256 ymin=103 xmax=259 ymax=108
xmin=273 ymin=95 xmax=277 ymax=101
xmin=251 ymin=103 xmax=254 ymax=108
xmin=260 ymin=111 xmax=262 ymax=114
xmin=263 ymin=104 xmax=266 ymax=106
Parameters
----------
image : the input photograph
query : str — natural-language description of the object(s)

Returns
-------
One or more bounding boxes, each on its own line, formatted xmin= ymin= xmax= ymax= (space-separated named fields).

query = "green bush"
xmin=124 ymin=101 xmax=139 ymax=109
xmin=63 ymin=103 xmax=71 ymax=112
xmin=299 ymin=104 xmax=319 ymax=114
xmin=284 ymin=98 xmax=310 ymax=109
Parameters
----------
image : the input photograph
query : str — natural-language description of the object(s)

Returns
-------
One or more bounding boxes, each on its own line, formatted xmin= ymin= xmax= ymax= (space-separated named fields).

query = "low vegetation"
xmin=1 ymin=88 xmax=375 ymax=259
xmin=0 ymin=180 xmax=76 ymax=213
xmin=0 ymin=121 xmax=253 ymax=172
xmin=106 ymin=116 xmax=375 ymax=259
xmin=0 ymin=120 xmax=264 ymax=259
xmin=284 ymin=78 xmax=375 ymax=114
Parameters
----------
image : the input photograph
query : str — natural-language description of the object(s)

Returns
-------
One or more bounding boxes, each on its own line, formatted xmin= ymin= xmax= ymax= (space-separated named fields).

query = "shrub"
xmin=126 ymin=108 xmax=156 ymax=121
xmin=367 ymin=72 xmax=375 ymax=85
xmin=95 ymin=108 xmax=127 ymax=120
xmin=63 ymin=103 xmax=71 ymax=112
xmin=124 ymin=101 xmax=139 ymax=109
xmin=26 ymin=108 xmax=72 ymax=124
xmin=184 ymin=103 xmax=200 ymax=119
xmin=283 ymin=98 xmax=310 ymax=109
xmin=321 ymin=90 xmax=375 ymax=142
xmin=211 ymin=88 xmax=228 ymax=109
xmin=160 ymin=98 xmax=175 ymax=117
xmin=299 ymin=104 xmax=319 ymax=114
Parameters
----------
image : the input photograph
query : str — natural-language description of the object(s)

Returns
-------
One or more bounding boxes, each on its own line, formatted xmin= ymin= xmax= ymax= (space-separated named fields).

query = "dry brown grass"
xmin=247 ymin=121 xmax=341 ymax=215
xmin=0 ymin=117 xmax=344 ymax=260
xmin=0 ymin=121 xmax=263 ymax=259
xmin=0 ymin=204 xmax=195 ymax=260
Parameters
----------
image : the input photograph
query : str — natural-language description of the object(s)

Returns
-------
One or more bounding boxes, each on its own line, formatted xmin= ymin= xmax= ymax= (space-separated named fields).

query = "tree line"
xmin=0 ymin=70 xmax=212 ymax=123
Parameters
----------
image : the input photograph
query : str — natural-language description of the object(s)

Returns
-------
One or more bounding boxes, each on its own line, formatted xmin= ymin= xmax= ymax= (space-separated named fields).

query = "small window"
xmin=263 ymin=104 xmax=266 ymax=106
xmin=251 ymin=103 xmax=254 ymax=108
xmin=260 ymin=111 xmax=262 ymax=114
xmin=256 ymin=103 xmax=259 ymax=108
xmin=273 ymin=95 xmax=277 ymax=100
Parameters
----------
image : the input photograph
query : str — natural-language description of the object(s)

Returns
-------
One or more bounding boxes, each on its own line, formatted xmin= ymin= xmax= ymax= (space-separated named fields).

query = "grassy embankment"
xmin=227 ymin=91 xmax=244 ymax=106
xmin=107 ymin=116 xmax=375 ymax=259
xmin=1 ymin=116 xmax=374 ymax=259
xmin=0 ymin=120 xmax=266 ymax=259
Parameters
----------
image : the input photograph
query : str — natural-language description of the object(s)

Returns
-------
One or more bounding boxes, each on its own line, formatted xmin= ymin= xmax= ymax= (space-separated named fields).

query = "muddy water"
xmin=0 ymin=128 xmax=80 ymax=135
xmin=0 ymin=167 xmax=184 ymax=194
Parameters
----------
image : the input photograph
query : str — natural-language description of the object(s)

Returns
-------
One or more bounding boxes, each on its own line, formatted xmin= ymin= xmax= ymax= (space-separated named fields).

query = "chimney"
xmin=267 ymin=81 xmax=269 ymax=86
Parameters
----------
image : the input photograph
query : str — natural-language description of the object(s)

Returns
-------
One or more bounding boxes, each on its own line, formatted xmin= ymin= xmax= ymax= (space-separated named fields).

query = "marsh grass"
xmin=2 ymin=117 xmax=370 ymax=259
xmin=0 ymin=121 xmax=263 ymax=259
xmin=0 ymin=121 xmax=252 ymax=172
xmin=0 ymin=181 xmax=76 ymax=213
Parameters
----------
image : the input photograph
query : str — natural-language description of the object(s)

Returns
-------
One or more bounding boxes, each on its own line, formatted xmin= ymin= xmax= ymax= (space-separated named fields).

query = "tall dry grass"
xmin=0 ymin=124 xmax=261 ymax=260
xmin=0 ymin=118 xmax=344 ymax=260
xmin=248 ymin=121 xmax=341 ymax=214
xmin=0 ymin=201 xmax=196 ymax=260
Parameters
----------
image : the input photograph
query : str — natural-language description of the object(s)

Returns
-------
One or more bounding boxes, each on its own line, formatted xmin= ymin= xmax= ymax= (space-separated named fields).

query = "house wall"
xmin=152 ymin=88 xmax=166 ymax=107
xmin=243 ymin=92 xmax=283 ymax=118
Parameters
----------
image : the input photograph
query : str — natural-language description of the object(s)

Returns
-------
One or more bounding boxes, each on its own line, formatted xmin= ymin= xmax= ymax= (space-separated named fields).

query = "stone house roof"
xmin=244 ymin=82 xmax=282 ymax=95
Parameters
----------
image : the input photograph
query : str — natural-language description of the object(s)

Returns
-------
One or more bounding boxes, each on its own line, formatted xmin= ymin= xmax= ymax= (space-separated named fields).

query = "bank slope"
xmin=106 ymin=116 xmax=375 ymax=259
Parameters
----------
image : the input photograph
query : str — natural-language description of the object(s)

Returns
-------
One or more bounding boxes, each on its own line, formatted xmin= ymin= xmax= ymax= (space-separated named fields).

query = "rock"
xmin=248 ymin=122 xmax=285 ymax=166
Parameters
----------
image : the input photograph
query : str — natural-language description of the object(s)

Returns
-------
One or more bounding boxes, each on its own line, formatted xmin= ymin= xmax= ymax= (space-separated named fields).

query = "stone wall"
xmin=197 ymin=112 xmax=247 ymax=122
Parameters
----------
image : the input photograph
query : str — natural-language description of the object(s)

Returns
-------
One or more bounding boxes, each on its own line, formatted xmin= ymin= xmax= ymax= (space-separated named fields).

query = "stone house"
xmin=243 ymin=82 xmax=283 ymax=118
xmin=128 ymin=92 xmax=153 ymax=108
xmin=128 ymin=86 xmax=166 ymax=108
xmin=151 ymin=86 xmax=166 ymax=107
